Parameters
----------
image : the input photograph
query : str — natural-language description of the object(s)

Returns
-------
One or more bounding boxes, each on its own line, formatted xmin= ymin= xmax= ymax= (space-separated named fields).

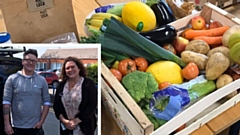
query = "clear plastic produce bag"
xmin=42 ymin=32 xmax=78 ymax=43
xmin=149 ymin=75 xmax=213 ymax=121
xmin=149 ymin=86 xmax=190 ymax=121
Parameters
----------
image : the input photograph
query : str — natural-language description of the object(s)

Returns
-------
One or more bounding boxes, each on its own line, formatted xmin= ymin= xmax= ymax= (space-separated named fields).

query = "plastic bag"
xmin=149 ymin=75 xmax=209 ymax=121
xmin=150 ymin=86 xmax=190 ymax=121
xmin=42 ymin=32 xmax=78 ymax=43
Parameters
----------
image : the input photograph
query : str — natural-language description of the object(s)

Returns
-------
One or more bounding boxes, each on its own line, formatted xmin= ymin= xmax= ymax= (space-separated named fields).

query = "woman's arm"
xmin=75 ymin=79 xmax=97 ymax=121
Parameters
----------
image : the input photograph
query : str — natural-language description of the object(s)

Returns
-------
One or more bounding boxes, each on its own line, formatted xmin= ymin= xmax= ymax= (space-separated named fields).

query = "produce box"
xmin=101 ymin=2 xmax=240 ymax=135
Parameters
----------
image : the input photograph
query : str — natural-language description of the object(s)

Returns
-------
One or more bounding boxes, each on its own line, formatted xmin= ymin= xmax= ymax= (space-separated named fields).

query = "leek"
xmin=100 ymin=17 xmax=186 ymax=67
xmin=100 ymin=33 xmax=158 ymax=63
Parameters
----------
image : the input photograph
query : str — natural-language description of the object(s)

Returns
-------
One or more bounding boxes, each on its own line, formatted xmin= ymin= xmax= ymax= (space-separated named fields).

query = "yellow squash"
xmin=146 ymin=61 xmax=183 ymax=84
xmin=122 ymin=1 xmax=156 ymax=32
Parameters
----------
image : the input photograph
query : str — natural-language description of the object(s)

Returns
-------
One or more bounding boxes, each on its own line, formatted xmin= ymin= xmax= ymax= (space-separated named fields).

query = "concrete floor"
xmin=42 ymin=109 xmax=60 ymax=135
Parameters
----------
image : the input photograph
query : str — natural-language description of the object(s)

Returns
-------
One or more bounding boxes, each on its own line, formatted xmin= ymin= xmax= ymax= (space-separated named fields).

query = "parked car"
xmin=0 ymin=46 xmax=24 ymax=135
xmin=35 ymin=68 xmax=44 ymax=72
xmin=37 ymin=71 xmax=59 ymax=88
xmin=45 ymin=69 xmax=61 ymax=77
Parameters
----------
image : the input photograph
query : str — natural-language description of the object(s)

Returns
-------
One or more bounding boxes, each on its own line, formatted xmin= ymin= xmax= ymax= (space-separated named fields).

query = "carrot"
xmin=193 ymin=36 xmax=223 ymax=47
xmin=182 ymin=26 xmax=230 ymax=40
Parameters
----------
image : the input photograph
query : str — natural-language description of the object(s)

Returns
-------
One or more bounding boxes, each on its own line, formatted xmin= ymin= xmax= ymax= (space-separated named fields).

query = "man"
xmin=2 ymin=49 xmax=51 ymax=135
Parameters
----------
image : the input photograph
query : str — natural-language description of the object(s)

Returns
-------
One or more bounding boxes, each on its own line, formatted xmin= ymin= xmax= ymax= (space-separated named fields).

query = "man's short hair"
xmin=23 ymin=49 xmax=38 ymax=58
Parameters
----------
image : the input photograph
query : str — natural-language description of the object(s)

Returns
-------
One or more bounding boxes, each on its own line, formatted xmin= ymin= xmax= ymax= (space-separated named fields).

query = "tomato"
xmin=118 ymin=59 xmax=137 ymax=76
xmin=110 ymin=68 xmax=122 ymax=81
xmin=181 ymin=62 xmax=199 ymax=80
xmin=134 ymin=57 xmax=148 ymax=71
xmin=159 ymin=82 xmax=171 ymax=90
xmin=162 ymin=44 xmax=177 ymax=55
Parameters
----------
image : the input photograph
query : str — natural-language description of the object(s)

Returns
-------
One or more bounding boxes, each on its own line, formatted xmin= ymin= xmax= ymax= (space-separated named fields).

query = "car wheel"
xmin=52 ymin=81 xmax=59 ymax=88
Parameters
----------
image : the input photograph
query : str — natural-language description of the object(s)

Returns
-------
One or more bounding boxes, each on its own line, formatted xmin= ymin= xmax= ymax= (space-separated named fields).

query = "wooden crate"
xmin=101 ymin=2 xmax=240 ymax=135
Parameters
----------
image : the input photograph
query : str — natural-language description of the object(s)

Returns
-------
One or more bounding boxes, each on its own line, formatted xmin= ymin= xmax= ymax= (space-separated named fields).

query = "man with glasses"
xmin=2 ymin=49 xmax=51 ymax=135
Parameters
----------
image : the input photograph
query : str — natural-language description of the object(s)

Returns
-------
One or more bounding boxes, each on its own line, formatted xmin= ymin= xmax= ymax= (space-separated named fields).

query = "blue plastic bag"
xmin=149 ymin=86 xmax=190 ymax=121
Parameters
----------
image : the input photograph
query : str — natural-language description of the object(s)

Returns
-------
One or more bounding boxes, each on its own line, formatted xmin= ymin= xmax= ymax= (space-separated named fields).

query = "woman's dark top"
xmin=53 ymin=77 xmax=97 ymax=135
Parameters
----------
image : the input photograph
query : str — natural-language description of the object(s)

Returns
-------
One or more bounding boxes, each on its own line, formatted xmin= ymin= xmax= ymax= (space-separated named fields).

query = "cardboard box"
xmin=0 ymin=0 xmax=78 ymax=43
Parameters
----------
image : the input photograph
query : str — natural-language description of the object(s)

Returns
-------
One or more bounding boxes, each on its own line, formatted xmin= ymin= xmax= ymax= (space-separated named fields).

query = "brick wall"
xmin=37 ymin=58 xmax=97 ymax=69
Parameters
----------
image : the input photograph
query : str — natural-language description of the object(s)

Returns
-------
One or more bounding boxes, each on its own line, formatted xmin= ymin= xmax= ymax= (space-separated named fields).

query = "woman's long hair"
xmin=60 ymin=56 xmax=86 ymax=82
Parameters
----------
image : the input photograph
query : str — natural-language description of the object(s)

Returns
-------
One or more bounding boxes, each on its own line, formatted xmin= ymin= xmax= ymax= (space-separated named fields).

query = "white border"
xmin=7 ymin=43 xmax=101 ymax=135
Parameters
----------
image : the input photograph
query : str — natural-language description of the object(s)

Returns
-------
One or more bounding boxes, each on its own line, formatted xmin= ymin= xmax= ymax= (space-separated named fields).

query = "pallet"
xmin=101 ymin=2 xmax=240 ymax=135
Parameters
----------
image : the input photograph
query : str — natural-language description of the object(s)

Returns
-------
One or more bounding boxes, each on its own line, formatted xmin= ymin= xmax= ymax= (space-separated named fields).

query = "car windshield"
xmin=0 ymin=58 xmax=22 ymax=83
xmin=0 ymin=61 xmax=22 ymax=75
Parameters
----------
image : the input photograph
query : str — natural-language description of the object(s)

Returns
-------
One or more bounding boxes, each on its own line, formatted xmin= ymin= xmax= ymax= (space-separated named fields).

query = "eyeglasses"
xmin=23 ymin=59 xmax=37 ymax=63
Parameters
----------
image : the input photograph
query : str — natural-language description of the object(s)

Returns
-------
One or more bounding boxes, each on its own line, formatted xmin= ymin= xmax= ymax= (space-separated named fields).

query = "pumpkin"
xmin=122 ymin=1 xmax=156 ymax=32
xmin=146 ymin=61 xmax=183 ymax=84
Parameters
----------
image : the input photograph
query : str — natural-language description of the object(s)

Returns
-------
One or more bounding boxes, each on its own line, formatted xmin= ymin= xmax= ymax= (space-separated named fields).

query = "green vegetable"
xmin=154 ymin=97 xmax=169 ymax=111
xmin=188 ymin=80 xmax=216 ymax=101
xmin=79 ymin=27 xmax=102 ymax=43
xmin=145 ymin=0 xmax=159 ymax=7
xmin=142 ymin=108 xmax=167 ymax=129
xmin=101 ymin=49 xmax=130 ymax=68
xmin=99 ymin=17 xmax=186 ymax=67
xmin=100 ymin=32 xmax=157 ymax=63
xmin=106 ymin=4 xmax=125 ymax=17
xmin=86 ymin=63 xmax=98 ymax=85
xmin=101 ymin=50 xmax=116 ymax=67
xmin=121 ymin=70 xmax=158 ymax=103
xmin=156 ymin=80 xmax=216 ymax=111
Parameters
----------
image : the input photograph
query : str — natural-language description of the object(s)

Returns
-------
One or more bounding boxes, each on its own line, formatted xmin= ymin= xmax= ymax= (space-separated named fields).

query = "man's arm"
xmin=3 ymin=105 xmax=10 ymax=125
xmin=34 ymin=77 xmax=51 ymax=128
xmin=39 ymin=105 xmax=49 ymax=124
xmin=3 ymin=104 xmax=14 ymax=134
xmin=2 ymin=76 xmax=14 ymax=134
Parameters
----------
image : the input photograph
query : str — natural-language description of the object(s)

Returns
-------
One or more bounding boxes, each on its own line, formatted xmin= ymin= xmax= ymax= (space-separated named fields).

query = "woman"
xmin=53 ymin=56 xmax=97 ymax=135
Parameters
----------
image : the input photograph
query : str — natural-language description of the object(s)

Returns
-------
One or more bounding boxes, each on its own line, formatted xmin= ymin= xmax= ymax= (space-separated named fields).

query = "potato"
xmin=216 ymin=74 xmax=233 ymax=89
xmin=181 ymin=51 xmax=209 ymax=70
xmin=206 ymin=52 xmax=230 ymax=80
xmin=207 ymin=46 xmax=234 ymax=66
xmin=185 ymin=40 xmax=210 ymax=54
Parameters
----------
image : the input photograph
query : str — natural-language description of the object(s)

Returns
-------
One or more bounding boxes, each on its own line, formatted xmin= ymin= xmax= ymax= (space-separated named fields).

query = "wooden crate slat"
xmin=101 ymin=78 xmax=144 ymax=135
xmin=101 ymin=62 xmax=154 ymax=134
xmin=152 ymin=78 xmax=240 ymax=135
xmin=175 ymin=93 xmax=240 ymax=135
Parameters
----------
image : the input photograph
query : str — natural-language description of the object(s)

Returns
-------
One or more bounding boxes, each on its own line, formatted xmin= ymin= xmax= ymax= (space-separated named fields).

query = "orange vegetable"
xmin=118 ymin=58 xmax=136 ymax=76
xmin=193 ymin=36 xmax=222 ymax=47
xmin=134 ymin=57 xmax=148 ymax=71
xmin=182 ymin=26 xmax=230 ymax=40
xmin=159 ymin=82 xmax=171 ymax=90
xmin=110 ymin=68 xmax=123 ymax=81
xmin=174 ymin=124 xmax=186 ymax=133
xmin=181 ymin=62 xmax=199 ymax=80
